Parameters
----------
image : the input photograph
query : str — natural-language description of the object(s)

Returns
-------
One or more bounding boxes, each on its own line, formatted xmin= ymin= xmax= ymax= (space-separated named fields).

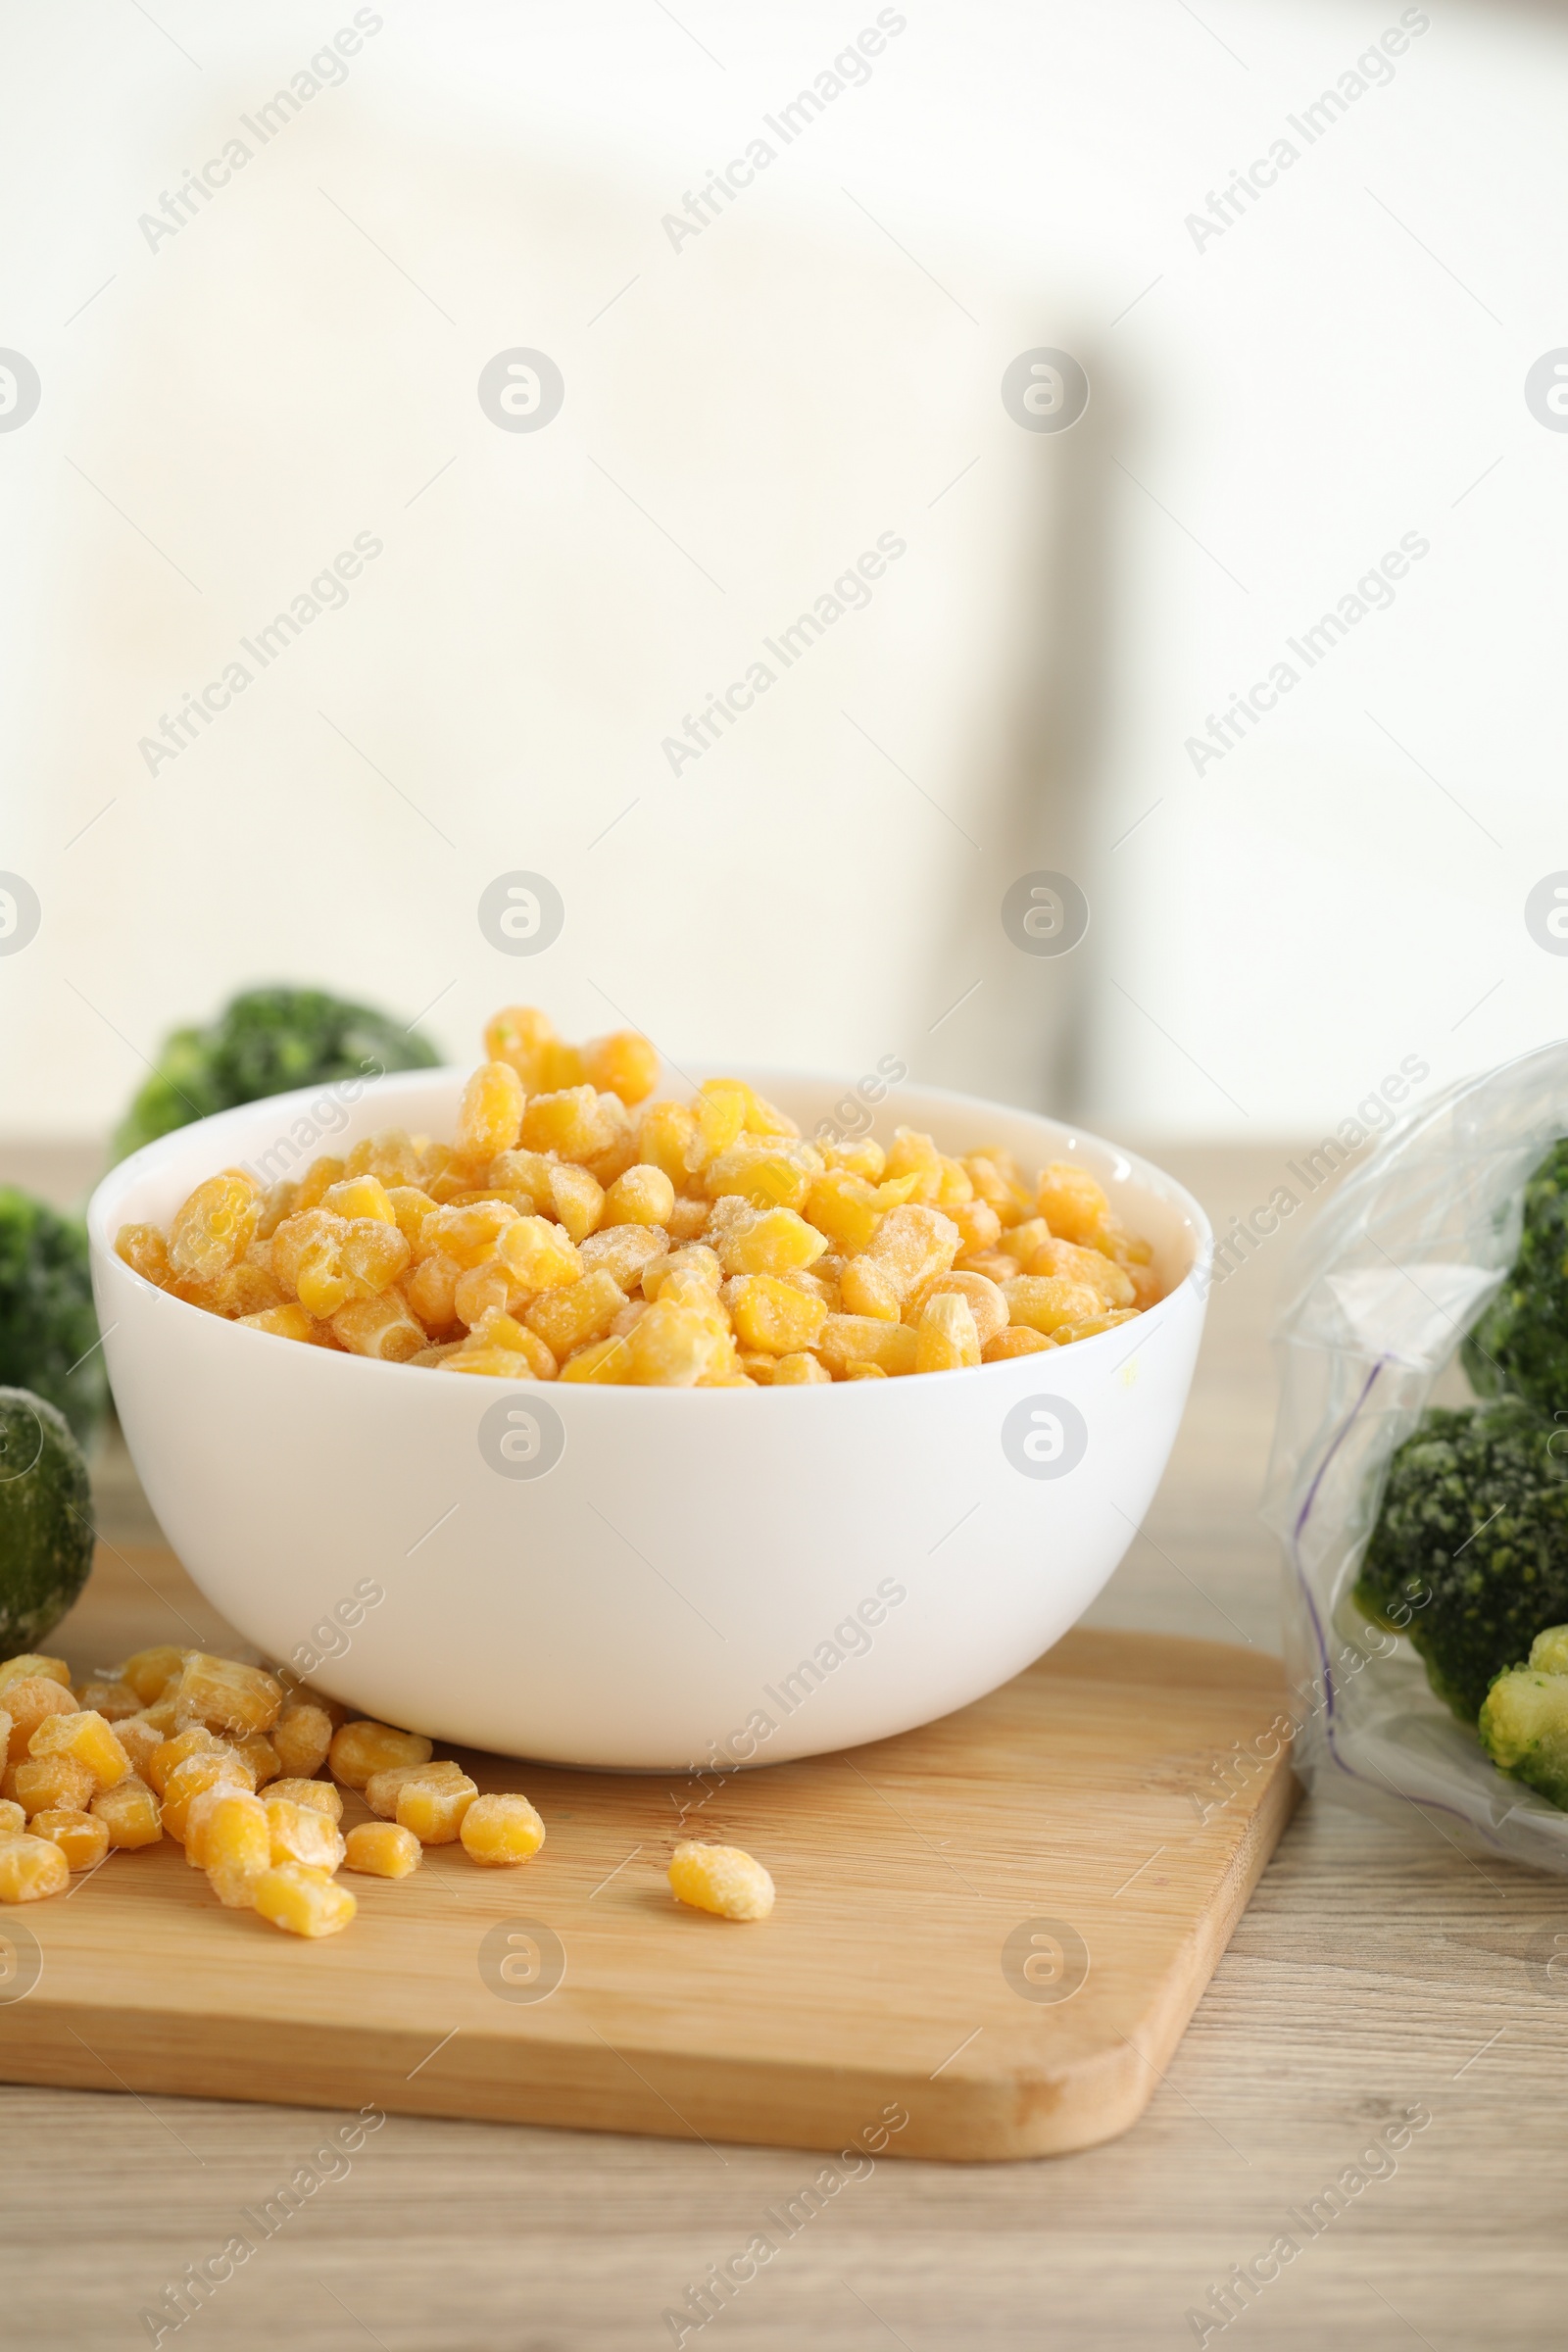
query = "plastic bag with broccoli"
xmin=1265 ymin=1043 xmax=1568 ymax=1875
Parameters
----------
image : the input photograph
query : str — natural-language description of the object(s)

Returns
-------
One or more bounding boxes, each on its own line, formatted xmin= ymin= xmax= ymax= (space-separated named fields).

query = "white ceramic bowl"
xmin=87 ymin=1068 xmax=1211 ymax=1771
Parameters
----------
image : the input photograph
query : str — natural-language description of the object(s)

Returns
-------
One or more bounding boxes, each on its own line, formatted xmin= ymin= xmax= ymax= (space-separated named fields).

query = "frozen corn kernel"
xmin=497 ymin=1213 xmax=583 ymax=1292
xmin=10 ymin=1754 xmax=96 ymax=1818
xmin=0 ymin=1798 xmax=22 ymax=1836
xmin=1028 ymin=1237 xmax=1137 ymax=1307
xmin=385 ymin=1185 xmax=439 ymax=1248
xmin=909 ymin=1271 xmax=1007 ymax=1347
xmin=579 ymin=1224 xmax=668 ymax=1292
xmin=0 ymin=1835 xmax=70 ymax=1903
xmin=949 ymin=1199 xmax=1003 ymax=1258
xmin=0 ymin=1654 xmax=72 ymax=1695
xmin=175 ymin=1652 xmax=283 ymax=1737
xmin=770 ymin=1350 xmax=832 ymax=1385
xmin=982 ymin=1326 xmax=1054 ymax=1362
xmin=329 ymin=1720 xmax=433 ymax=1790
xmin=816 ymin=1315 xmax=918 ymax=1378
xmin=624 ymin=1298 xmax=735 ymax=1387
xmin=1036 ymin=1160 xmax=1115 ymax=1249
xmin=1055 ymin=1308 xmax=1141 ymax=1346
xmin=344 ymin=1820 xmax=421 ymax=1878
xmin=520 ymin=1085 xmax=622 ymax=1162
xmin=997 ymin=1217 xmax=1054 ymax=1267
xmin=843 ymin=1360 xmax=888 ymax=1380
xmin=838 ymin=1257 xmax=903 ymax=1321
xmin=271 ymin=1705 xmax=334 ymax=1781
xmin=637 ymin=1100 xmax=701 ymax=1186
xmin=703 ymin=1139 xmax=819 ymax=1214
xmin=363 ymin=1758 xmax=470 ymax=1821
xmin=396 ymin=1773 xmax=478 ymax=1844
xmin=29 ymin=1708 xmax=130 ymax=1789
xmin=322 ymin=1175 xmax=397 ymax=1226
xmin=915 ymin=1290 xmax=981 ymax=1373
xmin=117 ymin=1222 xmax=172 ymax=1286
xmin=864 ymin=1204 xmax=960 ymax=1300
xmin=294 ymin=1155 xmax=347 ymax=1211
xmin=421 ymin=1200 xmax=519 ymax=1270
xmin=265 ymin=1796 xmax=347 ymax=1874
xmin=239 ymin=1302 xmax=333 ymax=1347
xmin=457 ymin=1060 xmax=527 ymax=1163
xmin=803 ymin=1171 xmax=885 ymax=1256
xmin=581 ymin=1030 xmax=660 ymax=1106
xmin=1002 ymin=1275 xmax=1103 ymax=1337
xmin=146 ymin=1724 xmax=220 ymax=1798
xmin=267 ymin=1777 xmax=343 ymax=1821
xmin=29 ymin=1809 xmax=109 ymax=1872
xmin=162 ymin=1751 xmax=254 ymax=1845
xmin=460 ymin=1791 xmax=545 ymax=1866
xmin=253 ymin=1860 xmax=357 ymax=1937
xmin=74 ymin=1679 xmax=140 ymax=1722
xmin=225 ymin=1733 xmax=280 ymax=1788
xmin=717 ymin=1206 xmax=827 ymax=1278
xmin=170 ymin=1174 xmax=259 ymax=1284
xmin=330 ymin=1293 xmax=427 ymax=1361
xmin=203 ymin=1789 xmax=272 ymax=1907
xmin=729 ymin=1274 xmax=827 ymax=1355
xmin=484 ymin=1004 xmax=559 ymax=1089
xmin=2 ymin=1676 xmax=78 ymax=1749
xmin=525 ymin=1267 xmax=625 ymax=1358
xmin=601 ymin=1163 xmax=676 ymax=1229
xmin=92 ymin=1776 xmax=163 ymax=1849
xmin=558 ymin=1335 xmax=631 ymax=1383
xmin=405 ymin=1251 xmax=463 ymax=1330
xmin=112 ymin=1716 xmax=163 ymax=1780
xmin=668 ymin=1839 xmax=774 ymax=1921
xmin=137 ymin=1695 xmax=185 ymax=1735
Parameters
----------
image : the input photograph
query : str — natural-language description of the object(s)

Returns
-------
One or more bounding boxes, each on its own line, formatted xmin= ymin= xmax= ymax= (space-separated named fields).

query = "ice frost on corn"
xmin=119 ymin=1007 xmax=1163 ymax=1385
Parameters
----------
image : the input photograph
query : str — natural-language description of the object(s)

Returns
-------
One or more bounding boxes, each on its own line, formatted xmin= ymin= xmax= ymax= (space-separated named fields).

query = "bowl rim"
xmin=87 ymin=1062 xmax=1213 ymax=1397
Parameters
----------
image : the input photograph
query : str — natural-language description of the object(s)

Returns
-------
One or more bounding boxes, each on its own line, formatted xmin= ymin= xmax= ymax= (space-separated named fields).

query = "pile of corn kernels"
xmin=116 ymin=1004 xmax=1161 ymax=1387
xmin=0 ymin=1645 xmax=546 ymax=1932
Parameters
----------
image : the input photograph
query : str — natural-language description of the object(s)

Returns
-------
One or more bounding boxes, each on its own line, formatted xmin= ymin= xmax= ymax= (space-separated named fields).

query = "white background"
xmin=1 ymin=0 xmax=1564 ymax=1143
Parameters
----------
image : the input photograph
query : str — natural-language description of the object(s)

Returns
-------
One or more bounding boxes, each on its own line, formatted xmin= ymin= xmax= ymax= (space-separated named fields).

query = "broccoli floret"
xmin=112 ymin=986 xmax=440 ymax=1162
xmin=0 ymin=1190 xmax=107 ymax=1447
xmin=1356 ymin=1396 xmax=1568 ymax=1722
xmin=1479 ymin=1628 xmax=1568 ymax=1808
xmin=1463 ymin=1137 xmax=1568 ymax=1414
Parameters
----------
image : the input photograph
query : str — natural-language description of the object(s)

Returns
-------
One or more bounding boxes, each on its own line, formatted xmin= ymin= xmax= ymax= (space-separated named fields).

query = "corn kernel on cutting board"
xmin=0 ymin=1545 xmax=1297 ymax=2162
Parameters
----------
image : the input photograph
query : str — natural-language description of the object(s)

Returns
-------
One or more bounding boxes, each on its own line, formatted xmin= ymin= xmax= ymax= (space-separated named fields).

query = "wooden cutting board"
xmin=0 ymin=1544 xmax=1297 ymax=2162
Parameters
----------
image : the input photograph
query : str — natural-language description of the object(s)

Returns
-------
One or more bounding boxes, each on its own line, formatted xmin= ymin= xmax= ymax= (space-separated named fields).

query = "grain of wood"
xmin=1 ymin=1143 xmax=1562 ymax=2350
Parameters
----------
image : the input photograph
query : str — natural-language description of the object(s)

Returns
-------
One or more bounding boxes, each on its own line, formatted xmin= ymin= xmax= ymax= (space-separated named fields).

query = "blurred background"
xmin=1 ymin=0 xmax=1564 ymax=1154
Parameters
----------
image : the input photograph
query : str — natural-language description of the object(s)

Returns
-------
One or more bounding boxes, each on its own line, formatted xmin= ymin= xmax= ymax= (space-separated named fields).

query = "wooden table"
xmin=3 ymin=1144 xmax=1564 ymax=2350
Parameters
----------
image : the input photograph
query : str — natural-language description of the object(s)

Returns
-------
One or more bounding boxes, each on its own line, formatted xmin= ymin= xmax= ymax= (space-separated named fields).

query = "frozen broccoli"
xmin=1462 ymin=1137 xmax=1568 ymax=1414
xmin=111 ymin=986 xmax=439 ymax=1162
xmin=0 ymin=1190 xmax=106 ymax=1448
xmin=1356 ymin=1396 xmax=1568 ymax=1722
xmin=1479 ymin=1626 xmax=1568 ymax=1808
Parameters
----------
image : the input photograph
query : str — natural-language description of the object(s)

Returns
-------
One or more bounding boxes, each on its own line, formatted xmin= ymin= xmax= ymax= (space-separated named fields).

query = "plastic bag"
xmin=1264 ymin=1042 xmax=1568 ymax=1874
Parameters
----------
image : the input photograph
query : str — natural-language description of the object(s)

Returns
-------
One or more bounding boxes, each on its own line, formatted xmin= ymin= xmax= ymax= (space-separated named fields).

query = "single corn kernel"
xmin=343 ymin=1820 xmax=421 ymax=1878
xmin=445 ymin=1335 xmax=561 ymax=1382
xmin=225 ymin=1732 xmax=280 ymax=1788
xmin=203 ymin=1788 xmax=273 ymax=1907
xmin=729 ymin=1274 xmax=827 ymax=1355
xmin=457 ymin=1060 xmax=527 ymax=1163
xmin=265 ymin=1796 xmax=347 ymax=1873
xmin=816 ymin=1315 xmax=919 ymax=1378
xmin=111 ymin=1717 xmax=163 ymax=1780
xmin=637 ymin=1100 xmax=701 ymax=1186
xmin=345 ymin=1128 xmax=425 ymax=1188
xmin=238 ymin=1302 xmax=336 ymax=1347
xmin=73 ymin=1679 xmax=141 ymax=1722
xmin=703 ymin=1140 xmax=819 ymax=1214
xmin=146 ymin=1725 xmax=220 ymax=1798
xmin=949 ymin=1199 xmax=1003 ymax=1258
xmin=29 ymin=1809 xmax=110 ymax=1872
xmin=1002 ymin=1275 xmax=1104 ymax=1337
xmin=116 ymin=1223 xmax=172 ymax=1286
xmin=1036 ymin=1160 xmax=1116 ymax=1248
xmin=363 ymin=1758 xmax=470 ymax=1820
xmin=863 ymin=1204 xmax=960 ymax=1301
xmin=10 ymin=1755 xmax=96 ymax=1818
xmin=162 ymin=1751 xmax=254 ymax=1845
xmin=271 ymin=1705 xmax=334 ymax=1781
xmin=267 ymin=1777 xmax=343 ymax=1821
xmin=602 ymin=1163 xmax=676 ymax=1228
xmin=997 ymin=1216 xmax=1054 ymax=1267
xmin=329 ymin=1720 xmax=433 ymax=1790
xmin=668 ymin=1839 xmax=774 ymax=1921
xmin=838 ymin=1257 xmax=903 ymax=1321
xmin=882 ymin=1127 xmax=943 ymax=1201
xmin=0 ymin=1835 xmax=70 ymax=1903
xmin=484 ymin=1004 xmax=559 ymax=1088
xmin=396 ymin=1773 xmax=478 ymax=1844
xmin=384 ymin=1186 xmax=439 ymax=1250
xmin=915 ymin=1290 xmax=981 ymax=1373
xmin=120 ymin=1647 xmax=185 ymax=1708
xmin=520 ymin=1085 xmax=622 ymax=1162
xmin=294 ymin=1155 xmax=348 ymax=1212
xmin=642 ymin=1245 xmax=721 ymax=1302
xmin=907 ymin=1271 xmax=1008 ymax=1347
xmin=770 ymin=1351 xmax=832 ymax=1385
xmin=255 ymin=1179 xmax=301 ymax=1239
xmin=963 ymin=1154 xmax=1029 ymax=1226
xmin=982 ymin=1326 xmax=1055 ymax=1362
xmin=136 ymin=1695 xmax=185 ymax=1735
xmin=0 ymin=1654 xmax=72 ymax=1695
xmin=1028 ymin=1237 xmax=1136 ymax=1307
xmin=28 ymin=1708 xmax=130 ymax=1789
xmin=558 ymin=1334 xmax=632 ymax=1383
xmin=331 ymin=1293 xmax=428 ymax=1361
xmin=717 ymin=1206 xmax=827 ymax=1278
xmin=802 ymin=1171 xmax=885 ymax=1256
xmin=2 ymin=1677 xmax=78 ymax=1749
xmin=92 ymin=1776 xmax=163 ymax=1849
xmin=253 ymin=1861 xmax=357 ymax=1938
xmin=525 ymin=1267 xmax=626 ymax=1358
xmin=1054 ymin=1308 xmax=1141 ymax=1346
xmin=169 ymin=1175 xmax=259 ymax=1283
xmin=321 ymin=1175 xmax=398 ymax=1225
xmin=694 ymin=1079 xmax=749 ymax=1161
xmin=460 ymin=1791 xmax=546 ymax=1866
xmin=339 ymin=1218 xmax=412 ymax=1300
xmin=666 ymin=1199 xmax=712 ymax=1242
xmin=581 ymin=1030 xmax=660 ymax=1106
xmin=579 ymin=1224 xmax=669 ymax=1292
xmin=624 ymin=1298 xmax=734 ymax=1387
xmin=0 ymin=1798 xmax=23 ymax=1836
xmin=174 ymin=1652 xmax=283 ymax=1737
xmin=405 ymin=1251 xmax=463 ymax=1330
xmin=496 ymin=1213 xmax=584 ymax=1294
